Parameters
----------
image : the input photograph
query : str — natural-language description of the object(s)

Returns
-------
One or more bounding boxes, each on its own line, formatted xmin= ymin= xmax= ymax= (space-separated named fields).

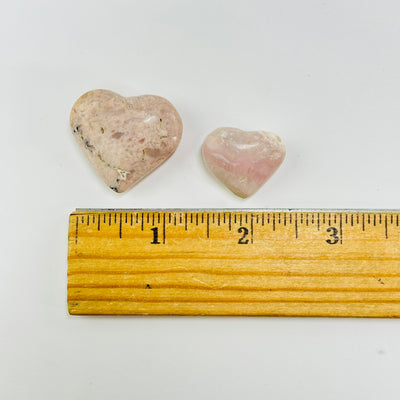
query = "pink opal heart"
xmin=70 ymin=89 xmax=182 ymax=193
xmin=202 ymin=127 xmax=286 ymax=198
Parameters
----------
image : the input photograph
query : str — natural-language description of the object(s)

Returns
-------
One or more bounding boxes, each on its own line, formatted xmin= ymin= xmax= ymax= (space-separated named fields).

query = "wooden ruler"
xmin=68 ymin=209 xmax=400 ymax=317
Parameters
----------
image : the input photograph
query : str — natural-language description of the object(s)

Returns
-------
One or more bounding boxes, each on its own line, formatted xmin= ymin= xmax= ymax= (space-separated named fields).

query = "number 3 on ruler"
xmin=326 ymin=226 xmax=339 ymax=244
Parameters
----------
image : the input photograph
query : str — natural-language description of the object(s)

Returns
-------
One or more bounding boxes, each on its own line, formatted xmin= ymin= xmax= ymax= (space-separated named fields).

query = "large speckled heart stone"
xmin=202 ymin=127 xmax=286 ymax=198
xmin=70 ymin=89 xmax=182 ymax=193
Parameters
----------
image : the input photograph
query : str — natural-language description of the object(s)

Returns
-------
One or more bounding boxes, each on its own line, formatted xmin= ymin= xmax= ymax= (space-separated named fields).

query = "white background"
xmin=2 ymin=0 xmax=400 ymax=398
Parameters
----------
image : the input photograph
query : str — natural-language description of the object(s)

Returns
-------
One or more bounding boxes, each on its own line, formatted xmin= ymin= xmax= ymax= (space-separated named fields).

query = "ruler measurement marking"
xmin=69 ymin=210 xmax=400 ymax=317
xmin=75 ymin=216 xmax=79 ymax=244
xmin=71 ymin=211 xmax=400 ymax=246
xmin=251 ymin=213 xmax=254 ymax=244
xmin=163 ymin=213 xmax=166 ymax=244
xmin=339 ymin=213 xmax=343 ymax=244
xmin=385 ymin=215 xmax=388 ymax=239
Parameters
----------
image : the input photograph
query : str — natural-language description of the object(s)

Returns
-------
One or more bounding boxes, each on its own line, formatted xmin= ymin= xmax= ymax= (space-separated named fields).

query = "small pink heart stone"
xmin=202 ymin=127 xmax=286 ymax=198
xmin=70 ymin=89 xmax=182 ymax=193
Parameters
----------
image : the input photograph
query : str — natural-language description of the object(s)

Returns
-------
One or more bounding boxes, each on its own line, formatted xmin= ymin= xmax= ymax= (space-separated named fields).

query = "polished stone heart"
xmin=70 ymin=89 xmax=182 ymax=193
xmin=202 ymin=127 xmax=286 ymax=198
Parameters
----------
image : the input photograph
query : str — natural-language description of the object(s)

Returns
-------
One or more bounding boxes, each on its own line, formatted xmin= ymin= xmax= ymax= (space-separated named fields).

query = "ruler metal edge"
xmin=74 ymin=208 xmax=400 ymax=213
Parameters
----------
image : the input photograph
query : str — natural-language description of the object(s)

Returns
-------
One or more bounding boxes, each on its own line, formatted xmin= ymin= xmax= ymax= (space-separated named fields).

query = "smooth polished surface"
xmin=70 ymin=89 xmax=182 ymax=193
xmin=202 ymin=128 xmax=285 ymax=198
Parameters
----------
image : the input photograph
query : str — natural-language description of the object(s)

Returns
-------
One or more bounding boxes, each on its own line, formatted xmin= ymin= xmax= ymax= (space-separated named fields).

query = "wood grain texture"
xmin=67 ymin=210 xmax=400 ymax=317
